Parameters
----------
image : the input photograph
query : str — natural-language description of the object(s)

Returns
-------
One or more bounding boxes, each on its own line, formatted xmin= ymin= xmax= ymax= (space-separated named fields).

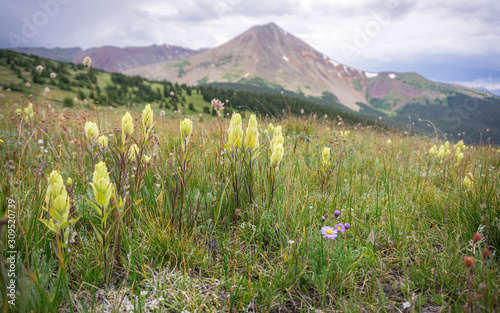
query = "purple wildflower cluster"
xmin=320 ymin=210 xmax=350 ymax=241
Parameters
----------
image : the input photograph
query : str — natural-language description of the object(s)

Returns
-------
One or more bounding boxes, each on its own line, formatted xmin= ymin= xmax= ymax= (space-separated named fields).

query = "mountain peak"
xmin=260 ymin=22 xmax=281 ymax=30
xmin=249 ymin=22 xmax=286 ymax=37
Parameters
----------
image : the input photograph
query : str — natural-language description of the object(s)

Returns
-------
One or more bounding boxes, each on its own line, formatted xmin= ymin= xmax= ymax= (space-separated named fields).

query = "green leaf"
xmin=102 ymin=206 xmax=115 ymax=225
xmin=39 ymin=218 xmax=59 ymax=234
xmin=88 ymin=201 xmax=103 ymax=217
xmin=91 ymin=224 xmax=103 ymax=246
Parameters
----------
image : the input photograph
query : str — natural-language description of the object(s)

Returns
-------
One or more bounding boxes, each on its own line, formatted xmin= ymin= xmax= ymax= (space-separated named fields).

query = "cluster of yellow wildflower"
xmin=338 ymin=130 xmax=350 ymax=137
xmin=18 ymin=103 xmax=34 ymax=123
xmin=85 ymin=120 xmax=108 ymax=152
xmin=117 ymin=106 xmax=156 ymax=159
xmin=429 ymin=141 xmax=467 ymax=166
xmin=40 ymin=170 xmax=78 ymax=244
xmin=454 ymin=140 xmax=466 ymax=166
xmin=429 ymin=142 xmax=451 ymax=163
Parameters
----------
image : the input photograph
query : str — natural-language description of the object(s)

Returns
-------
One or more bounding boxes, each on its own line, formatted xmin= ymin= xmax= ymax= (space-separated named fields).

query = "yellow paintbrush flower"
xmin=322 ymin=146 xmax=330 ymax=166
xmin=40 ymin=170 xmax=78 ymax=237
xmin=121 ymin=112 xmax=134 ymax=145
xmin=128 ymin=144 xmax=139 ymax=163
xmin=91 ymin=162 xmax=113 ymax=209
xmin=142 ymin=104 xmax=154 ymax=139
xmin=97 ymin=135 xmax=108 ymax=149
xmin=244 ymin=114 xmax=259 ymax=151
xmin=84 ymin=121 xmax=99 ymax=142
xmin=271 ymin=143 xmax=284 ymax=171
xmin=228 ymin=122 xmax=243 ymax=150
xmin=463 ymin=173 xmax=474 ymax=189
xmin=267 ymin=123 xmax=274 ymax=134
xmin=180 ymin=118 xmax=192 ymax=140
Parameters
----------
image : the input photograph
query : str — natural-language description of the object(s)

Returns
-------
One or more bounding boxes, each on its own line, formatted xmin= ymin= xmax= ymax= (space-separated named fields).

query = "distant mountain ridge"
xmin=11 ymin=47 xmax=83 ymax=62
xmin=11 ymin=44 xmax=206 ymax=72
xmin=125 ymin=23 xmax=496 ymax=113
xmin=8 ymin=23 xmax=500 ymax=143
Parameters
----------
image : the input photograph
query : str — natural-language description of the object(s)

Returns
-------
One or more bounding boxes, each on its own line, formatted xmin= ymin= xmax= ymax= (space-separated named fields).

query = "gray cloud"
xmin=1 ymin=0 xmax=499 ymax=88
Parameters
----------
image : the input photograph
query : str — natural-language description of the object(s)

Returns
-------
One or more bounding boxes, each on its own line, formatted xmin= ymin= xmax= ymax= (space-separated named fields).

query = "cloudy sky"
xmin=1 ymin=0 xmax=499 ymax=93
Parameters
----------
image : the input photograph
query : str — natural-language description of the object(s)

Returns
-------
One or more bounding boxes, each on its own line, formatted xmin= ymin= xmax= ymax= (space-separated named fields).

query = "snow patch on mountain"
xmin=365 ymin=72 xmax=378 ymax=78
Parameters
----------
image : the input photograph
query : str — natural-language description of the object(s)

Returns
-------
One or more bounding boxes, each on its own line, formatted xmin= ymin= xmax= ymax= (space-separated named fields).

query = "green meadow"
xmin=0 ymin=60 xmax=499 ymax=313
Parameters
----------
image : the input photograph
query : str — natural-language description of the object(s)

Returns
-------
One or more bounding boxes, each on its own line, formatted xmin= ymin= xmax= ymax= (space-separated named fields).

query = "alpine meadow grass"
xmin=0 ymin=62 xmax=499 ymax=312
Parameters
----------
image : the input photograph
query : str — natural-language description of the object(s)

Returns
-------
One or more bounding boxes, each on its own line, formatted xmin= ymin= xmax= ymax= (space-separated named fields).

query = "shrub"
xmin=63 ymin=97 xmax=74 ymax=108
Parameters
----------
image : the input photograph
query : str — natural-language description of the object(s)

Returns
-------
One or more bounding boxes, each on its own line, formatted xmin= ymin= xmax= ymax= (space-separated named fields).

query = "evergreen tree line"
xmin=198 ymin=85 xmax=375 ymax=125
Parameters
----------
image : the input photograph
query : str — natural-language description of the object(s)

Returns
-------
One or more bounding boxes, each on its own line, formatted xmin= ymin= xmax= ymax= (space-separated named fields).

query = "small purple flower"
xmin=321 ymin=215 xmax=326 ymax=221
xmin=334 ymin=210 xmax=341 ymax=217
xmin=321 ymin=226 xmax=338 ymax=240
xmin=335 ymin=223 xmax=345 ymax=233
xmin=344 ymin=223 xmax=351 ymax=230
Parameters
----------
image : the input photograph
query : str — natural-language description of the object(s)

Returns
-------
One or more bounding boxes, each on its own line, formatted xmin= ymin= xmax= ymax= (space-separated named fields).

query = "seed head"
xmin=473 ymin=233 xmax=482 ymax=244
xmin=83 ymin=56 xmax=92 ymax=68
xmin=464 ymin=256 xmax=475 ymax=267
xmin=482 ymin=249 xmax=491 ymax=259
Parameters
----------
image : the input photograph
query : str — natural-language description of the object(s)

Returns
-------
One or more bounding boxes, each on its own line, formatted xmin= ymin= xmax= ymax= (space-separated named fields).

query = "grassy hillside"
xmin=360 ymin=73 xmax=500 ymax=144
xmin=0 ymin=49 xmax=374 ymax=128
xmin=0 ymin=49 xmax=214 ymax=119
xmin=1 ymin=91 xmax=499 ymax=311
